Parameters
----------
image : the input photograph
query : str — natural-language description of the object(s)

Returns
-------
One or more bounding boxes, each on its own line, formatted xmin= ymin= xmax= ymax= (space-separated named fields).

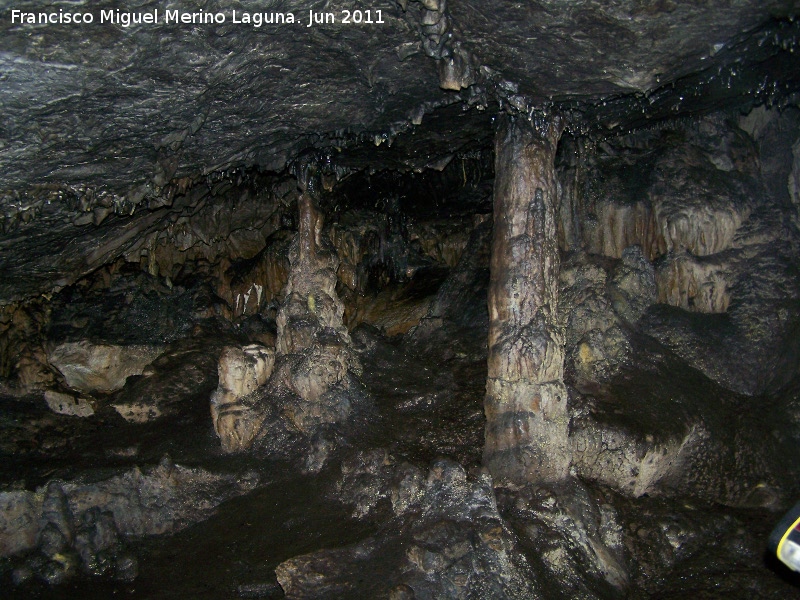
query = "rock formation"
xmin=211 ymin=187 xmax=365 ymax=464
xmin=210 ymin=344 xmax=275 ymax=452
xmin=47 ymin=341 xmax=164 ymax=394
xmin=484 ymin=114 xmax=570 ymax=485
xmin=276 ymin=457 xmax=540 ymax=599
xmin=0 ymin=460 xmax=258 ymax=586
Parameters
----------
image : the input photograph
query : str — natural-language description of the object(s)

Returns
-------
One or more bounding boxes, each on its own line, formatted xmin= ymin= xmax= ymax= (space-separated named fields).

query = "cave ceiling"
xmin=1 ymin=0 xmax=800 ymax=302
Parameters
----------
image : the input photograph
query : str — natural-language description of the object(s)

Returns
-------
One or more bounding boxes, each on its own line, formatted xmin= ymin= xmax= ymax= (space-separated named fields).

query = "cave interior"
xmin=2 ymin=1 xmax=800 ymax=598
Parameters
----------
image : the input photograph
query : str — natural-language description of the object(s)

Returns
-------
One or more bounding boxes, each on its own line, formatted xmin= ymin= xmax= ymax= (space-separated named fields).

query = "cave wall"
xmin=557 ymin=109 xmax=800 ymax=397
xmin=1 ymin=2 xmax=800 ymax=595
xmin=0 ymin=151 xmax=494 ymax=392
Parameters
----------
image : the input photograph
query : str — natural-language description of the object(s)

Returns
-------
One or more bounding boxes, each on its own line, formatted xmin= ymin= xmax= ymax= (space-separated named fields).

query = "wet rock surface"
xmin=110 ymin=335 xmax=227 ymax=423
xmin=277 ymin=458 xmax=539 ymax=599
xmin=484 ymin=114 xmax=571 ymax=486
xmin=210 ymin=344 xmax=275 ymax=451
xmin=2 ymin=307 xmax=800 ymax=599
xmin=210 ymin=190 xmax=369 ymax=468
xmin=44 ymin=390 xmax=94 ymax=419
xmin=0 ymin=3 xmax=798 ymax=311
xmin=0 ymin=459 xmax=259 ymax=588
xmin=0 ymin=0 xmax=797 ymax=207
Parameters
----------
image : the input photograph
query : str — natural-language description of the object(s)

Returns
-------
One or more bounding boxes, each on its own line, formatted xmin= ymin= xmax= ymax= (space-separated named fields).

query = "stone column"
xmin=272 ymin=190 xmax=360 ymax=434
xmin=211 ymin=188 xmax=361 ymax=455
xmin=276 ymin=191 xmax=351 ymax=357
xmin=484 ymin=114 xmax=569 ymax=485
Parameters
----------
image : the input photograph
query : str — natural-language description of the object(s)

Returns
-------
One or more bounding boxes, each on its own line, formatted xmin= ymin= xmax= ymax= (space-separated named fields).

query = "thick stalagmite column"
xmin=211 ymin=187 xmax=361 ymax=454
xmin=276 ymin=191 xmax=352 ymax=356
xmin=271 ymin=190 xmax=361 ymax=433
xmin=484 ymin=114 xmax=569 ymax=485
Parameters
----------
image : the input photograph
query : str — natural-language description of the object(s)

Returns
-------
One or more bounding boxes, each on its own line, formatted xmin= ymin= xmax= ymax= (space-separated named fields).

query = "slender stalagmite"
xmin=484 ymin=113 xmax=569 ymax=485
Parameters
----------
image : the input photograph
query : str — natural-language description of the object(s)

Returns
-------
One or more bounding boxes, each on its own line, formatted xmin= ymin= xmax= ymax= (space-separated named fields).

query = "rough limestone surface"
xmin=558 ymin=115 xmax=800 ymax=396
xmin=558 ymin=253 xmax=647 ymax=387
xmin=406 ymin=216 xmax=493 ymax=364
xmin=581 ymin=128 xmax=756 ymax=264
xmin=0 ymin=0 xmax=792 ymax=208
xmin=571 ymin=422 xmax=704 ymax=499
xmin=0 ymin=0 xmax=794 ymax=310
xmin=111 ymin=336 xmax=225 ymax=423
xmin=0 ymin=108 xmax=797 ymax=598
xmin=484 ymin=114 xmax=569 ymax=485
xmin=0 ymin=459 xmax=259 ymax=585
xmin=0 ymin=491 xmax=39 ymax=557
xmin=44 ymin=390 xmax=94 ymax=418
xmin=497 ymin=479 xmax=629 ymax=600
xmin=275 ymin=193 xmax=354 ymax=360
xmin=216 ymin=225 xmax=294 ymax=321
xmin=277 ymin=457 xmax=540 ymax=599
xmin=47 ymin=341 xmax=164 ymax=394
xmin=647 ymin=228 xmax=798 ymax=396
xmin=265 ymin=192 xmax=364 ymax=443
xmin=608 ymin=245 xmax=657 ymax=323
xmin=566 ymin=323 xmax=789 ymax=509
xmin=211 ymin=344 xmax=275 ymax=453
xmin=655 ymin=251 xmax=731 ymax=313
xmin=791 ymin=137 xmax=800 ymax=229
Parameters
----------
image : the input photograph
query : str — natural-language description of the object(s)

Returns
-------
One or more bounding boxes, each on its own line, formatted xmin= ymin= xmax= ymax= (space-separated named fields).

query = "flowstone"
xmin=210 ymin=344 xmax=275 ymax=453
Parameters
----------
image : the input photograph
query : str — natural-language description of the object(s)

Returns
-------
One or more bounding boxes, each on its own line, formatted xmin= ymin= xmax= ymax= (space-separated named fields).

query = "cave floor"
xmin=2 ymin=318 xmax=800 ymax=598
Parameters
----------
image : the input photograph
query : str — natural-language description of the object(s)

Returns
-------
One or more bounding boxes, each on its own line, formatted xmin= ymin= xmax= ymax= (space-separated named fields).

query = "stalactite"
xmin=484 ymin=113 xmax=570 ymax=485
